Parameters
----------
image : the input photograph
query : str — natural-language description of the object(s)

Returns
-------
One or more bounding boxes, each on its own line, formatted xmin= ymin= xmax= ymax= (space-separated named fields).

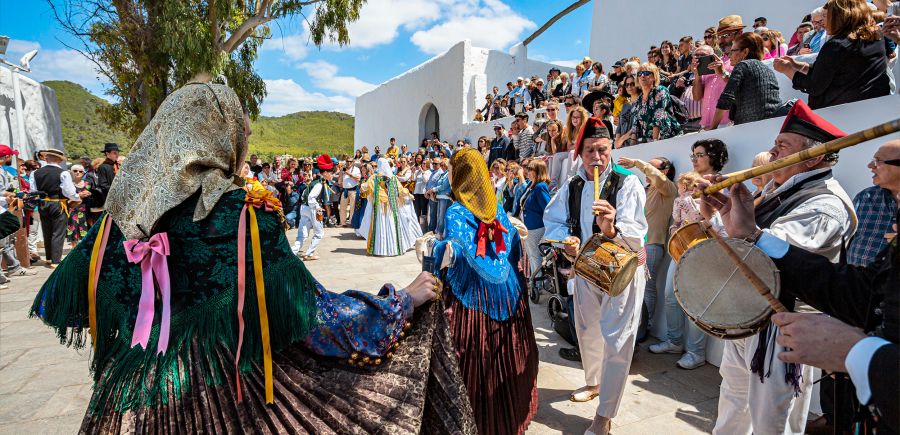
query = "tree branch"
xmin=523 ymin=0 xmax=590 ymax=46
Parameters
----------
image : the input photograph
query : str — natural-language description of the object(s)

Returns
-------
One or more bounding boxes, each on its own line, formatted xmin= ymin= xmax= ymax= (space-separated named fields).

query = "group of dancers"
xmin=30 ymin=81 xmax=896 ymax=435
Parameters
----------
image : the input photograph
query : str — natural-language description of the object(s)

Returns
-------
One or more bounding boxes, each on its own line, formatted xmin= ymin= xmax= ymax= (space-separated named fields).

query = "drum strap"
xmin=566 ymin=171 xmax=622 ymax=239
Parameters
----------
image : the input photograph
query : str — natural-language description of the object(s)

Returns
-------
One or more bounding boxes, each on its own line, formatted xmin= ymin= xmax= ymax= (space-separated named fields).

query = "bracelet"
xmin=744 ymin=228 xmax=764 ymax=244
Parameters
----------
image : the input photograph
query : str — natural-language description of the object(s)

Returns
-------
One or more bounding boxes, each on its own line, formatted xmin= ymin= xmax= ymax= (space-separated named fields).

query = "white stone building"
xmin=0 ymin=68 xmax=64 ymax=158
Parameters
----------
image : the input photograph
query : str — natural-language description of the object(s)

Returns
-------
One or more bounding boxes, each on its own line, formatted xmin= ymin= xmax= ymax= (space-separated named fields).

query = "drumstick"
xmin=544 ymin=238 xmax=578 ymax=245
xmin=593 ymin=165 xmax=600 ymax=216
xmin=707 ymin=226 xmax=788 ymax=313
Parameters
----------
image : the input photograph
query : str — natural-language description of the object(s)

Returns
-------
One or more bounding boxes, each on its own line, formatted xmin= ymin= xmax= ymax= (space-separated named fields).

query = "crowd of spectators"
xmin=474 ymin=1 xmax=898 ymax=150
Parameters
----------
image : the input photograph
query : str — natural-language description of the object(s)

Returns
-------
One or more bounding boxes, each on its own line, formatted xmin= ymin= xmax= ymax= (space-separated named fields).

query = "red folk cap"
xmin=0 ymin=145 xmax=19 ymax=157
xmin=574 ymin=117 xmax=611 ymax=157
xmin=316 ymin=154 xmax=334 ymax=171
xmin=779 ymin=99 xmax=847 ymax=143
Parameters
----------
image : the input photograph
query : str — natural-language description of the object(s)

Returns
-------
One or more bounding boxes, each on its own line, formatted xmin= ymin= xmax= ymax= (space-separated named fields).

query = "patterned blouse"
xmin=631 ymin=85 xmax=681 ymax=142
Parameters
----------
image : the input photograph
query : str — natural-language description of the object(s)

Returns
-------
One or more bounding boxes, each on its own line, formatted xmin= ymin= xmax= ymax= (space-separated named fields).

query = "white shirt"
xmin=758 ymin=168 xmax=857 ymax=261
xmin=413 ymin=168 xmax=432 ymax=194
xmin=342 ymin=166 xmax=361 ymax=188
xmin=259 ymin=169 xmax=279 ymax=184
xmin=543 ymin=164 xmax=648 ymax=251
xmin=29 ymin=163 xmax=80 ymax=202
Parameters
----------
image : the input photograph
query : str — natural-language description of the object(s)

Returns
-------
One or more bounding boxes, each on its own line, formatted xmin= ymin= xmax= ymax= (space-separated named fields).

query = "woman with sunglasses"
xmin=66 ymin=164 xmax=93 ymax=244
xmin=630 ymin=63 xmax=682 ymax=143
xmin=614 ymin=74 xmax=642 ymax=148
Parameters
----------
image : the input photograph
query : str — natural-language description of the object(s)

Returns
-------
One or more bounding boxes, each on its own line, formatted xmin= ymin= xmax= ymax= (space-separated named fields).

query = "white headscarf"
xmin=376 ymin=157 xmax=393 ymax=177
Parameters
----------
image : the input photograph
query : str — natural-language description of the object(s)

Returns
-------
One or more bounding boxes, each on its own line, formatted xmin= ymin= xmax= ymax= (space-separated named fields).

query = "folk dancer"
xmin=704 ymin=100 xmax=857 ymax=435
xmin=703 ymin=140 xmax=898 ymax=435
xmin=31 ymin=149 xmax=83 ymax=267
xmin=356 ymin=157 xmax=422 ymax=256
xmin=291 ymin=154 xmax=334 ymax=261
xmin=428 ymin=147 xmax=539 ymax=435
xmin=30 ymin=83 xmax=475 ymax=433
xmin=543 ymin=117 xmax=648 ymax=435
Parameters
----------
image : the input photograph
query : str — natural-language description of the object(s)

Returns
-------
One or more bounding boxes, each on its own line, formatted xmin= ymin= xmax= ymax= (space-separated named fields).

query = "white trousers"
xmin=713 ymin=329 xmax=815 ymax=435
xmin=572 ymin=269 xmax=646 ymax=418
xmin=294 ymin=206 xmax=324 ymax=256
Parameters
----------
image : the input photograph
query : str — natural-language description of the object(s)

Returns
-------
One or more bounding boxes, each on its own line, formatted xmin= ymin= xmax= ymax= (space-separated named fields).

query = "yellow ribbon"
xmin=87 ymin=214 xmax=109 ymax=349
xmin=43 ymin=198 xmax=69 ymax=217
xmin=247 ymin=206 xmax=273 ymax=404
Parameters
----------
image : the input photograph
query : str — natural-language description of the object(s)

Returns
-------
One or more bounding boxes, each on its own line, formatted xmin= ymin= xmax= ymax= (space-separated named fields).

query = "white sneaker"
xmin=676 ymin=352 xmax=707 ymax=370
xmin=291 ymin=242 xmax=302 ymax=256
xmin=8 ymin=268 xmax=37 ymax=277
xmin=648 ymin=340 xmax=683 ymax=354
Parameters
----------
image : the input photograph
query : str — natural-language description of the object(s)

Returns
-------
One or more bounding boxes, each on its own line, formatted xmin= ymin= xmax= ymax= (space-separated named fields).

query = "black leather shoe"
xmin=559 ymin=347 xmax=581 ymax=362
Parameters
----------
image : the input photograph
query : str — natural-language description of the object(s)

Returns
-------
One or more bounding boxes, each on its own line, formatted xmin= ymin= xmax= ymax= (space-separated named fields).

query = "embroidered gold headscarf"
xmin=106 ymin=83 xmax=247 ymax=240
xmin=449 ymin=148 xmax=496 ymax=223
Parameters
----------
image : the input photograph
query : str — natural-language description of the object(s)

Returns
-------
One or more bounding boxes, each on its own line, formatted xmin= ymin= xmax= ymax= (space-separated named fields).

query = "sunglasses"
xmin=547 ymin=108 xmax=557 ymax=112
xmin=871 ymin=158 xmax=900 ymax=167
xmin=637 ymin=70 xmax=653 ymax=77
xmin=72 ymin=170 xmax=84 ymax=173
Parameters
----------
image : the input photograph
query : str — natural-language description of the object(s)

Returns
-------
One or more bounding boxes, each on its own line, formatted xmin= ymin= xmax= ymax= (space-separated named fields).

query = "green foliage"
xmin=249 ymin=111 xmax=354 ymax=160
xmin=44 ymin=80 xmax=353 ymax=160
xmin=43 ymin=80 xmax=133 ymax=159
xmin=52 ymin=0 xmax=367 ymax=136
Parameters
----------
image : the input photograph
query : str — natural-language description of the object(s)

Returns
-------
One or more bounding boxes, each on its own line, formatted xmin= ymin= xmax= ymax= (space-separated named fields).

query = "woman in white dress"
xmin=356 ymin=158 xmax=423 ymax=256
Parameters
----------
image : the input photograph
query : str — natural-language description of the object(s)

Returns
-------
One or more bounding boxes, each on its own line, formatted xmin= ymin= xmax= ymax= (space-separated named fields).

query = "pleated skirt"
xmin=356 ymin=200 xmax=422 ymax=256
xmin=79 ymin=302 xmax=477 ymax=435
xmin=443 ymin=289 xmax=540 ymax=435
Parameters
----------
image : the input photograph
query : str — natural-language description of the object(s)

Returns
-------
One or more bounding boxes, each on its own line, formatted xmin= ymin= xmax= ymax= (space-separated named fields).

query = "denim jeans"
xmin=434 ymin=199 xmax=451 ymax=237
xmin=662 ymin=258 xmax=707 ymax=356
xmin=643 ymin=244 xmax=666 ymax=324
xmin=0 ymin=235 xmax=22 ymax=274
xmin=427 ymin=200 xmax=438 ymax=233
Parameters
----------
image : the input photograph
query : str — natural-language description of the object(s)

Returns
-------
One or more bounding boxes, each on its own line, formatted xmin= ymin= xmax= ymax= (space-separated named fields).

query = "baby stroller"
xmin=529 ymin=242 xmax=578 ymax=346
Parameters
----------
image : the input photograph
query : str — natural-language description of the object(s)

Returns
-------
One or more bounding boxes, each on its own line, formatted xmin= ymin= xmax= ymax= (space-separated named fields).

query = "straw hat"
xmin=716 ymin=15 xmax=746 ymax=34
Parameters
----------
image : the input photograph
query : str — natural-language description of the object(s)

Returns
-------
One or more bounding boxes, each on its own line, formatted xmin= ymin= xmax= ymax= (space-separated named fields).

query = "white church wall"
xmin=590 ymin=0 xmax=823 ymax=65
xmin=0 ymin=68 xmax=64 ymax=158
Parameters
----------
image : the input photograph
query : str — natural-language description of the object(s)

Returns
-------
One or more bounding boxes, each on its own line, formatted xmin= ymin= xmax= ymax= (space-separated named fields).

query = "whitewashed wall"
xmin=354 ymin=40 xmax=568 ymax=150
xmin=0 ymin=68 xmax=64 ymax=158
xmin=590 ymin=0 xmax=823 ymax=64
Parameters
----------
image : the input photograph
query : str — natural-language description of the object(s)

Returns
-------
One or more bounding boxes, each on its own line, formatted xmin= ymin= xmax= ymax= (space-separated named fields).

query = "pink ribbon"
xmin=123 ymin=233 xmax=172 ymax=354
xmin=235 ymin=204 xmax=249 ymax=402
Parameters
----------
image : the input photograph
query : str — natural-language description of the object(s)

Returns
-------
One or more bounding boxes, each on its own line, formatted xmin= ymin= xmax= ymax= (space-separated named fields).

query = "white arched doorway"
xmin=419 ymin=103 xmax=440 ymax=142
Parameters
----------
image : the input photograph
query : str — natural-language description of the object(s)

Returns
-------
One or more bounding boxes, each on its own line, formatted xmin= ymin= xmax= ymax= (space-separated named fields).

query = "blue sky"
xmin=1 ymin=0 xmax=593 ymax=116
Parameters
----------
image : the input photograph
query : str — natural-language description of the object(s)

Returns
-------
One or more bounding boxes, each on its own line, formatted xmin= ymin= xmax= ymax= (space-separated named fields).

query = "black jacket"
xmin=771 ymin=215 xmax=898 ymax=433
xmin=95 ymin=160 xmax=117 ymax=208
xmin=792 ymin=35 xmax=890 ymax=109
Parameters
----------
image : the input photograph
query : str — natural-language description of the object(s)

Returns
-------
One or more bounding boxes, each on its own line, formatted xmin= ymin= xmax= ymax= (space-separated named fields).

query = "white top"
xmin=413 ymin=168 xmax=432 ymax=194
xmin=342 ymin=166 xmax=361 ymax=188
xmin=758 ymin=168 xmax=857 ymax=262
xmin=258 ymin=169 xmax=280 ymax=184
xmin=30 ymin=163 xmax=80 ymax=202
xmin=543 ymin=164 xmax=648 ymax=251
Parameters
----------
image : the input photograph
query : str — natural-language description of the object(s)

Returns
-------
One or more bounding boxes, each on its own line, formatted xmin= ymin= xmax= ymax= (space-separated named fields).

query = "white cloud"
xmin=297 ymin=60 xmax=376 ymax=97
xmin=261 ymin=79 xmax=355 ymax=116
xmin=6 ymin=40 xmax=108 ymax=95
xmin=410 ymin=0 xmax=535 ymax=55
xmin=341 ymin=0 xmax=440 ymax=49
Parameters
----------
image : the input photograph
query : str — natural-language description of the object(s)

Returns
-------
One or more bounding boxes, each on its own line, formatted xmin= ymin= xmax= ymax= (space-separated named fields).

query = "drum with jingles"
xmin=667 ymin=221 xmax=714 ymax=262
xmin=573 ymin=234 xmax=639 ymax=297
xmin=673 ymin=238 xmax=780 ymax=339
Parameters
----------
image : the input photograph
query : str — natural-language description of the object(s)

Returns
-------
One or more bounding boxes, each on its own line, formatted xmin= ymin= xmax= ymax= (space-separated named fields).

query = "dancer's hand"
xmin=404 ymin=271 xmax=438 ymax=308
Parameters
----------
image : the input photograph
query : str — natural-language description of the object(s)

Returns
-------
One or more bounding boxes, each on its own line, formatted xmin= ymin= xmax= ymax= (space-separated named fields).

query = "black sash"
xmin=754 ymin=169 xmax=834 ymax=230
xmin=566 ymin=170 xmax=622 ymax=239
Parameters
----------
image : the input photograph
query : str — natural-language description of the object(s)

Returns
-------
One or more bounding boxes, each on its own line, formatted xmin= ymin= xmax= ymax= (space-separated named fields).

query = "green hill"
xmin=44 ymin=80 xmax=354 ymax=162
xmin=249 ymin=111 xmax=354 ymax=160
xmin=43 ymin=80 xmax=133 ymax=159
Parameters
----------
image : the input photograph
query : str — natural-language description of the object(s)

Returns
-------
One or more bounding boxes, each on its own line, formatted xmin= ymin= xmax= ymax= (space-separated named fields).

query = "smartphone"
xmin=697 ymin=55 xmax=715 ymax=76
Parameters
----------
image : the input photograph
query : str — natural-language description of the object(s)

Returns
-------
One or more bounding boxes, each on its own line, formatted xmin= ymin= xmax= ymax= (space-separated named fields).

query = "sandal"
xmin=304 ymin=255 xmax=319 ymax=261
xmin=569 ymin=387 xmax=600 ymax=402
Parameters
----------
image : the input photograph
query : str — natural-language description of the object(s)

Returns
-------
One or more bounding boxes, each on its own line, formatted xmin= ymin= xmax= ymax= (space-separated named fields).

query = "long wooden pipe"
xmin=694 ymin=118 xmax=900 ymax=198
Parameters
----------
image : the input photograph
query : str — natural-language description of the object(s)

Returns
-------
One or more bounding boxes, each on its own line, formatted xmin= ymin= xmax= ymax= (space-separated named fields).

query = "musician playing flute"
xmin=543 ymin=117 xmax=648 ymax=435
xmin=700 ymin=100 xmax=857 ymax=435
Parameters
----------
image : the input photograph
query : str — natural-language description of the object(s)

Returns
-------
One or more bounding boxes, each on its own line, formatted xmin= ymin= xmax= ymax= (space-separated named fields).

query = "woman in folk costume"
xmin=356 ymin=157 xmax=423 ymax=256
xmin=427 ymin=148 xmax=539 ymax=435
xmin=543 ymin=116 xmax=648 ymax=435
xmin=30 ymin=82 xmax=476 ymax=434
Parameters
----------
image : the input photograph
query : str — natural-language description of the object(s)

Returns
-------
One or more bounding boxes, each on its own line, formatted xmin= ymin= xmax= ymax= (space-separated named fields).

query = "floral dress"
xmin=67 ymin=182 xmax=91 ymax=243
xmin=631 ymin=85 xmax=681 ymax=142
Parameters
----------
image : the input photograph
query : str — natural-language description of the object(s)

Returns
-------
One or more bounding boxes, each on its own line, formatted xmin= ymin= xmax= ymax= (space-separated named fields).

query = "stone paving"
xmin=0 ymin=228 xmax=720 ymax=434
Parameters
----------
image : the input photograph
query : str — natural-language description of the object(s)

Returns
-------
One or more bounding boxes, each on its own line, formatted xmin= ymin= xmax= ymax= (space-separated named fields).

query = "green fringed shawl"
xmin=30 ymin=190 xmax=318 ymax=413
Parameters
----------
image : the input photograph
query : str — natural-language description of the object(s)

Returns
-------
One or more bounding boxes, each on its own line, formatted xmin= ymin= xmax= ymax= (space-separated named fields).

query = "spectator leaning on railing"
xmin=691 ymin=44 xmax=731 ymax=130
xmin=710 ymin=32 xmax=781 ymax=128
xmin=774 ymin=0 xmax=891 ymax=110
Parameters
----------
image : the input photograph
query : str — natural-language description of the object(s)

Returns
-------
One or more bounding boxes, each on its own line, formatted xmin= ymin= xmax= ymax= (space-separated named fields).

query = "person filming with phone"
xmin=690 ymin=45 xmax=731 ymax=130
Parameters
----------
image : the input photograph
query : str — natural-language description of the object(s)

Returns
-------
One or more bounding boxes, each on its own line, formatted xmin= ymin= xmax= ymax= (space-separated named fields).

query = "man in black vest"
xmin=543 ymin=117 xmax=648 ymax=435
xmin=31 ymin=149 xmax=84 ymax=267
xmin=94 ymin=143 xmax=119 ymax=211
xmin=704 ymin=142 xmax=899 ymax=435
xmin=701 ymin=100 xmax=857 ymax=435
